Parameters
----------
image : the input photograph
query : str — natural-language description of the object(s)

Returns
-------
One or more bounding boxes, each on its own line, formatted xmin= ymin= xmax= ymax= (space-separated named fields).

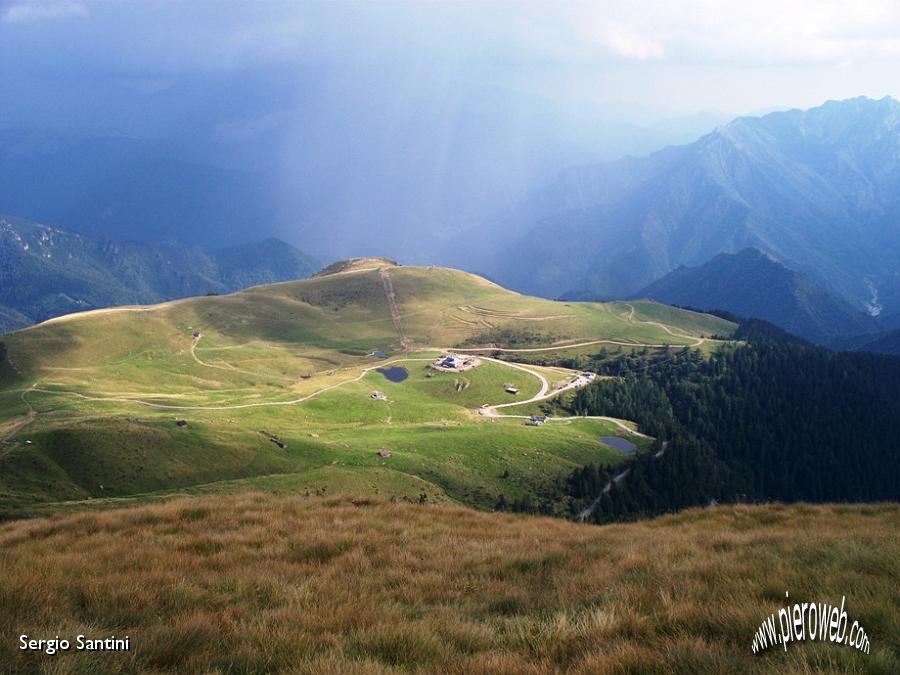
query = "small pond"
xmin=376 ymin=366 xmax=409 ymax=383
xmin=600 ymin=436 xmax=637 ymax=454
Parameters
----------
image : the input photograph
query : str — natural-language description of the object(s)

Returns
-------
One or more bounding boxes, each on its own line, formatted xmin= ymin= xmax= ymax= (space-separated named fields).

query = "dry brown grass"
xmin=0 ymin=496 xmax=897 ymax=674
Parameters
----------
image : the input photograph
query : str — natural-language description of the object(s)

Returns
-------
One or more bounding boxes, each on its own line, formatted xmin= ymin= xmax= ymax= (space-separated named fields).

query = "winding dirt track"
xmin=190 ymin=334 xmax=251 ymax=375
xmin=622 ymin=303 xmax=705 ymax=345
xmin=478 ymin=356 xmax=549 ymax=403
xmin=475 ymin=356 xmax=651 ymax=437
xmin=577 ymin=440 xmax=670 ymax=522
xmin=459 ymin=304 xmax=706 ymax=352
xmin=391 ymin=354 xmax=648 ymax=439
xmin=1 ymin=387 xmax=36 ymax=445
xmin=16 ymin=348 xmax=646 ymax=450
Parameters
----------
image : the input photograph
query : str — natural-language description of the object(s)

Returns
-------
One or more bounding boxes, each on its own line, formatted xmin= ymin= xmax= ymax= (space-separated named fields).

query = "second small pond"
xmin=600 ymin=436 xmax=638 ymax=454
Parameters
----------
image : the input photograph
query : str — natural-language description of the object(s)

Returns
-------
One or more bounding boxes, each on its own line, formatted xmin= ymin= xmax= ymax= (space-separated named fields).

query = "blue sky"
xmin=4 ymin=0 xmax=900 ymax=116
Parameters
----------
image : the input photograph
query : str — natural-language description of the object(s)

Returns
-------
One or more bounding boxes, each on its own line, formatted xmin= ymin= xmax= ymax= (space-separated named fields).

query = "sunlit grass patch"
xmin=0 ymin=496 xmax=895 ymax=673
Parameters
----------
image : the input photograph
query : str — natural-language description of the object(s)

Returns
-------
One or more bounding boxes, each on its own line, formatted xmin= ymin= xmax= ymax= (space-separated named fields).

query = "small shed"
xmin=505 ymin=386 xmax=519 ymax=394
xmin=526 ymin=415 xmax=548 ymax=427
xmin=377 ymin=449 xmax=392 ymax=458
xmin=371 ymin=390 xmax=387 ymax=400
xmin=176 ymin=420 xmax=189 ymax=428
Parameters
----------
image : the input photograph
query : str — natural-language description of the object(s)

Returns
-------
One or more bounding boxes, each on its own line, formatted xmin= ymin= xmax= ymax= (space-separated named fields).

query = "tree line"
xmin=559 ymin=328 xmax=900 ymax=523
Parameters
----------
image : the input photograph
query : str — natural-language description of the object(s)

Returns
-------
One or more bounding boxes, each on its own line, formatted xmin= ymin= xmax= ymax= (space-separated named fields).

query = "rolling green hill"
xmin=0 ymin=260 xmax=734 ymax=517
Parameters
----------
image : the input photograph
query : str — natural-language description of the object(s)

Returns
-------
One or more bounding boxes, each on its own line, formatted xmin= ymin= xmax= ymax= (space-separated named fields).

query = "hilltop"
xmin=0 ymin=262 xmax=733 ymax=517
xmin=0 ymin=494 xmax=896 ymax=673
xmin=315 ymin=257 xmax=401 ymax=276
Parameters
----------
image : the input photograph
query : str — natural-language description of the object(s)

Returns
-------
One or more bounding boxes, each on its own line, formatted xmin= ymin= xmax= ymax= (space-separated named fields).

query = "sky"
xmin=4 ymin=0 xmax=900 ymax=114
xmin=2 ymin=0 xmax=900 ymax=258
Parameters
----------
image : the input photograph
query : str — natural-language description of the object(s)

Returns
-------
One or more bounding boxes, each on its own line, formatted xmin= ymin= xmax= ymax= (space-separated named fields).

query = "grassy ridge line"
xmin=14 ymin=296 xmax=194 ymax=330
xmin=1 ymin=265 xmax=734 ymax=400
xmin=0 ymin=495 xmax=896 ymax=673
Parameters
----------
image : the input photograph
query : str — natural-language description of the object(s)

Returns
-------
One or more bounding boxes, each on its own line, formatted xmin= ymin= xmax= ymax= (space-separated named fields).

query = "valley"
xmin=0 ymin=260 xmax=732 ymax=518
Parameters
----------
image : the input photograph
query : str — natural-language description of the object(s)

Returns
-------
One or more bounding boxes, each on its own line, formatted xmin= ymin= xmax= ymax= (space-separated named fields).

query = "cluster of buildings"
xmin=433 ymin=353 xmax=478 ymax=371
xmin=571 ymin=372 xmax=597 ymax=388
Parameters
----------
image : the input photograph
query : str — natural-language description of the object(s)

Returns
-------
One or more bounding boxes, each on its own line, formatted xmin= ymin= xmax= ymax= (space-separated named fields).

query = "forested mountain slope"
xmin=0 ymin=215 xmax=319 ymax=331
xmin=561 ymin=340 xmax=900 ymax=522
xmin=496 ymin=96 xmax=900 ymax=322
xmin=630 ymin=248 xmax=880 ymax=345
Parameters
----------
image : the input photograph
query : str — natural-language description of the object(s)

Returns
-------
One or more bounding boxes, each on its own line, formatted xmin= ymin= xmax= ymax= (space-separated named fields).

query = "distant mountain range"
xmin=0 ymin=215 xmax=319 ymax=332
xmin=494 ymin=96 xmax=900 ymax=325
xmin=0 ymin=88 xmax=730 ymax=264
xmin=629 ymin=248 xmax=880 ymax=345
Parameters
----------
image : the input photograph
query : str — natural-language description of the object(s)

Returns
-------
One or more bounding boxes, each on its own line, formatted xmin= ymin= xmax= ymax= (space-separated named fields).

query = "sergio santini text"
xmin=20 ymin=634 xmax=130 ymax=654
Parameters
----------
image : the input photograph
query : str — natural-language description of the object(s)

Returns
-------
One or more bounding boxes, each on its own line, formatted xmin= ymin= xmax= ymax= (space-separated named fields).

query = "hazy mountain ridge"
xmin=0 ymin=129 xmax=282 ymax=246
xmin=630 ymin=248 xmax=880 ymax=345
xmin=838 ymin=328 xmax=900 ymax=357
xmin=495 ymin=96 xmax=900 ymax=319
xmin=0 ymin=95 xmax=726 ymax=266
xmin=0 ymin=215 xmax=319 ymax=331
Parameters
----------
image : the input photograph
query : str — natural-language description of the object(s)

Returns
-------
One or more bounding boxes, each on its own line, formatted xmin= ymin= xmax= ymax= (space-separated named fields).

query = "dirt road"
xmin=459 ymin=305 xmax=706 ymax=353
xmin=1 ymin=386 xmax=37 ymax=445
xmin=577 ymin=440 xmax=669 ymax=522
xmin=472 ymin=356 xmax=651 ymax=437
xmin=380 ymin=268 xmax=411 ymax=352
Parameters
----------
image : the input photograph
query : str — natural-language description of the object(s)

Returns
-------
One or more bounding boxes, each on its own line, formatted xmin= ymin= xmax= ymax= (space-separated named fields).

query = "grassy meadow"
xmin=0 ymin=262 xmax=716 ymax=517
xmin=0 ymin=495 xmax=896 ymax=674
xmin=1 ymin=356 xmax=646 ymax=518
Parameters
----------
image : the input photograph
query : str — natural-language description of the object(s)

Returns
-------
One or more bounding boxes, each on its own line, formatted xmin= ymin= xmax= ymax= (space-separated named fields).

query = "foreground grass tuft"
xmin=0 ymin=495 xmax=897 ymax=673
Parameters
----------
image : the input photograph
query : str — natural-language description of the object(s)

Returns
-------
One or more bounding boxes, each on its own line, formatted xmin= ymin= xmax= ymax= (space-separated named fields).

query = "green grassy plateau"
xmin=0 ymin=495 xmax=896 ymax=673
xmin=0 ymin=260 xmax=734 ymax=517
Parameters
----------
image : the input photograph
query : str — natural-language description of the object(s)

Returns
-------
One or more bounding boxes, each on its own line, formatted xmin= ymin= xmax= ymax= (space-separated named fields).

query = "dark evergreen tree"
xmin=561 ymin=340 xmax=900 ymax=522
